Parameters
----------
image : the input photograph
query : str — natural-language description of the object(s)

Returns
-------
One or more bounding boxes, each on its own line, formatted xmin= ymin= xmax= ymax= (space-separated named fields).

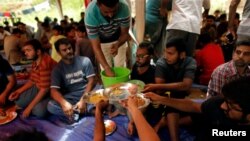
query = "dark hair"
xmin=166 ymin=38 xmax=186 ymax=53
xmin=6 ymin=129 xmax=49 ymax=141
xmin=23 ymin=39 xmax=44 ymax=53
xmin=12 ymin=28 xmax=23 ymax=34
xmin=234 ymin=40 xmax=250 ymax=51
xmin=236 ymin=40 xmax=250 ymax=48
xmin=222 ymin=76 xmax=250 ymax=114
xmin=65 ymin=26 xmax=74 ymax=34
xmin=138 ymin=41 xmax=154 ymax=56
xmin=199 ymin=30 xmax=214 ymax=45
xmin=206 ymin=15 xmax=215 ymax=21
xmin=52 ymin=25 xmax=63 ymax=34
xmin=97 ymin=0 xmax=119 ymax=8
xmin=54 ymin=38 xmax=71 ymax=52
xmin=76 ymin=25 xmax=86 ymax=33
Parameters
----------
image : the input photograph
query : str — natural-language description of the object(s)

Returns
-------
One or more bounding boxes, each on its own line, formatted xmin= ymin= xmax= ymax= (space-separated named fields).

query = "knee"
xmin=32 ymin=105 xmax=48 ymax=118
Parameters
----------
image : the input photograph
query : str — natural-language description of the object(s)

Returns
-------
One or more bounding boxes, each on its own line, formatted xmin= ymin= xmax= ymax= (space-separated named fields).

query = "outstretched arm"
xmin=145 ymin=92 xmax=202 ymax=113
xmin=123 ymin=96 xmax=160 ymax=141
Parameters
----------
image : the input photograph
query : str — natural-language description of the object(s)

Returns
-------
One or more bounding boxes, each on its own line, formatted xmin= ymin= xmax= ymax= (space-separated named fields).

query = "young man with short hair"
xmin=85 ymin=0 xmax=130 ymax=76
xmin=9 ymin=39 xmax=57 ymax=118
xmin=143 ymin=38 xmax=197 ymax=141
xmin=131 ymin=41 xmax=155 ymax=84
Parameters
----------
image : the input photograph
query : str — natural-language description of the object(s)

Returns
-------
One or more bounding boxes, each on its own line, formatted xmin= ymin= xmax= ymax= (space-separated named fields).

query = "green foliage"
xmin=2 ymin=0 xmax=84 ymax=31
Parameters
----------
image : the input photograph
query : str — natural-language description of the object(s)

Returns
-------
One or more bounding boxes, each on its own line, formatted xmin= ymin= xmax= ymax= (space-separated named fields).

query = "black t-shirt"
xmin=131 ymin=64 xmax=155 ymax=84
xmin=0 ymin=58 xmax=14 ymax=93
xmin=192 ymin=96 xmax=249 ymax=141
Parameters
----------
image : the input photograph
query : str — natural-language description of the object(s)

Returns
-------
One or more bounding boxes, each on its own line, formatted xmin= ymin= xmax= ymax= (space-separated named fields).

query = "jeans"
xmin=47 ymin=90 xmax=94 ymax=123
xmin=15 ymin=85 xmax=50 ymax=118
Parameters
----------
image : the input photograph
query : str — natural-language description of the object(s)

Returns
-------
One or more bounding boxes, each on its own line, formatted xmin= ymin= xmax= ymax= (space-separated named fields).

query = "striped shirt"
xmin=207 ymin=60 xmax=250 ymax=97
xmin=29 ymin=54 xmax=57 ymax=89
xmin=85 ymin=0 xmax=130 ymax=43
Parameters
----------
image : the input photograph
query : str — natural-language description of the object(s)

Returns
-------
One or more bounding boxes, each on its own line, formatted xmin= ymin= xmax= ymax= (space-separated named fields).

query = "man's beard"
xmin=234 ymin=60 xmax=248 ymax=68
xmin=167 ymin=58 xmax=184 ymax=67
xmin=29 ymin=54 xmax=38 ymax=61
xmin=136 ymin=61 xmax=150 ymax=67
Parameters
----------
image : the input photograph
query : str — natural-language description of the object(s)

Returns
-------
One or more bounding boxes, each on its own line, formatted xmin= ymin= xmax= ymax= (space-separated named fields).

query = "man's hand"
xmin=21 ymin=107 xmax=32 ymax=118
xmin=96 ymin=100 xmax=109 ymax=112
xmin=8 ymin=91 xmax=20 ymax=101
xmin=74 ymin=99 xmax=87 ymax=114
xmin=104 ymin=67 xmax=115 ymax=77
xmin=0 ymin=94 xmax=7 ymax=106
xmin=61 ymin=101 xmax=74 ymax=120
xmin=144 ymin=92 xmax=164 ymax=104
xmin=142 ymin=84 xmax=156 ymax=93
xmin=110 ymin=43 xmax=119 ymax=57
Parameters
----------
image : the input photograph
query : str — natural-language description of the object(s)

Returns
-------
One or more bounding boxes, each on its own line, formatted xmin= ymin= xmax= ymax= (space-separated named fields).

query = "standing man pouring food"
xmin=85 ymin=0 xmax=131 ymax=76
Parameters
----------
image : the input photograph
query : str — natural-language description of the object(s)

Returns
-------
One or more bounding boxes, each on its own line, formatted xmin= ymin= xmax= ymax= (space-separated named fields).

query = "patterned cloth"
xmin=29 ymin=53 xmax=57 ymax=89
xmin=207 ymin=60 xmax=250 ymax=97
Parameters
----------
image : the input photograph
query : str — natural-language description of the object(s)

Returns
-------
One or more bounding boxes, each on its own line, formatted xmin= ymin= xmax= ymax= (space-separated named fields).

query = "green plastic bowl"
xmin=101 ymin=67 xmax=131 ymax=88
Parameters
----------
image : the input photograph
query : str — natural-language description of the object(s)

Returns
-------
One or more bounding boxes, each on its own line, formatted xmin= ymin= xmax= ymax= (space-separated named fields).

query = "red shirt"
xmin=29 ymin=54 xmax=57 ymax=89
xmin=195 ymin=43 xmax=224 ymax=85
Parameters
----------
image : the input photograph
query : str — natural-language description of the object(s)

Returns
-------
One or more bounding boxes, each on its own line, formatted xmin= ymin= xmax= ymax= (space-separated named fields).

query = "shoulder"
xmin=116 ymin=0 xmax=130 ymax=16
xmin=75 ymin=56 xmax=91 ymax=64
xmin=183 ymin=57 xmax=197 ymax=68
xmin=212 ymin=61 xmax=231 ymax=74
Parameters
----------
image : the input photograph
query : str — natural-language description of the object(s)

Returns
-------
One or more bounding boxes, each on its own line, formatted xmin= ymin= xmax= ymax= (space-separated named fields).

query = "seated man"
xmin=47 ymin=38 xmax=95 ymax=124
xmin=145 ymin=76 xmax=250 ymax=141
xmin=143 ymin=38 xmax=197 ymax=141
xmin=207 ymin=40 xmax=250 ymax=97
xmin=9 ymin=39 xmax=57 ymax=118
xmin=0 ymin=55 xmax=16 ymax=115
xmin=131 ymin=41 xmax=155 ymax=84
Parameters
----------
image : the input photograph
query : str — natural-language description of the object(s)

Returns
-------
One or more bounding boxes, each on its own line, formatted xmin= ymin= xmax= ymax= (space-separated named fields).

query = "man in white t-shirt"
xmin=166 ymin=0 xmax=210 ymax=57
xmin=228 ymin=0 xmax=250 ymax=42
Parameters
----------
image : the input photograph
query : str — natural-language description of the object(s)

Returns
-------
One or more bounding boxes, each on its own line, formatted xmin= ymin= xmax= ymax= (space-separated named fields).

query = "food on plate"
xmin=135 ymin=96 xmax=146 ymax=107
xmin=111 ymin=88 xmax=123 ymax=96
xmin=0 ymin=111 xmax=17 ymax=125
xmin=109 ymin=88 xmax=130 ymax=100
xmin=89 ymin=93 xmax=108 ymax=104
xmin=104 ymin=120 xmax=116 ymax=135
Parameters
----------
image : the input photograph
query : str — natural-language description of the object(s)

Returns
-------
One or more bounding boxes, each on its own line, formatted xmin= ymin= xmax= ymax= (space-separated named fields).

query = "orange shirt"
xmin=29 ymin=54 xmax=57 ymax=89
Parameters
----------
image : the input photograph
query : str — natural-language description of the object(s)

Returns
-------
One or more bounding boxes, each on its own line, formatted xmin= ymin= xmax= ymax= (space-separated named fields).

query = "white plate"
xmin=0 ymin=111 xmax=17 ymax=125
xmin=104 ymin=119 xmax=116 ymax=136
xmin=127 ymin=80 xmax=145 ymax=92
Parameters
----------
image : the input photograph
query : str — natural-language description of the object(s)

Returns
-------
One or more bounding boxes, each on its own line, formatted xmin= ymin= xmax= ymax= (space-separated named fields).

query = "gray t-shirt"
xmin=51 ymin=56 xmax=95 ymax=93
xmin=155 ymin=57 xmax=197 ymax=83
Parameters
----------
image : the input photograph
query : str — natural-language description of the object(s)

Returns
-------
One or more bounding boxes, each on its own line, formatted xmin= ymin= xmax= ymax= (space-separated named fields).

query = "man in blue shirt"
xmin=47 ymin=38 xmax=95 ymax=124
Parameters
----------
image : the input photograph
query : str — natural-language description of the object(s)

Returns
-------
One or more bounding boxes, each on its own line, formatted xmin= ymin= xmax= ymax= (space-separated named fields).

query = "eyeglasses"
xmin=136 ymin=54 xmax=149 ymax=59
xmin=225 ymin=99 xmax=242 ymax=112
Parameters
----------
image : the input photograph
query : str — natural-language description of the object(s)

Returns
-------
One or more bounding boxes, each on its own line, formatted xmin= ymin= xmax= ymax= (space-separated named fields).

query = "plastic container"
xmin=101 ymin=67 xmax=131 ymax=88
